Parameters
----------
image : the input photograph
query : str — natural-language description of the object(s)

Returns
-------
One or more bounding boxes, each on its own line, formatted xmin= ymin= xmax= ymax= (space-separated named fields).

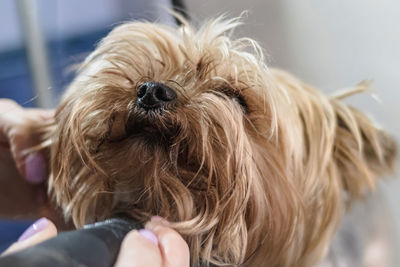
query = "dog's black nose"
xmin=137 ymin=82 xmax=177 ymax=109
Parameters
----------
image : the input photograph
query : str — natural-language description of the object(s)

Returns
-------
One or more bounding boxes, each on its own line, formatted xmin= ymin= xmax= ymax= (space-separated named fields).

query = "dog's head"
xmin=43 ymin=17 xmax=396 ymax=266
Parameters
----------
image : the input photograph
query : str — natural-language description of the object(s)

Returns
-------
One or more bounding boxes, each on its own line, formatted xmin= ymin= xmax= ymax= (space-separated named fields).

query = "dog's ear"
xmin=332 ymin=100 xmax=397 ymax=197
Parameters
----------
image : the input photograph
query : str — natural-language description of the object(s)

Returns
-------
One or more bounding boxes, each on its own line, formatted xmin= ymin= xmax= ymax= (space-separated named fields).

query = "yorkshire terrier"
xmin=37 ymin=17 xmax=397 ymax=266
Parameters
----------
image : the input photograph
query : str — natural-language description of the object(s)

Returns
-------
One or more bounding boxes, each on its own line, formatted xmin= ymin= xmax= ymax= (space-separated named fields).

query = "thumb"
xmin=2 ymin=218 xmax=57 ymax=256
xmin=5 ymin=109 xmax=52 ymax=184
xmin=8 ymin=129 xmax=47 ymax=184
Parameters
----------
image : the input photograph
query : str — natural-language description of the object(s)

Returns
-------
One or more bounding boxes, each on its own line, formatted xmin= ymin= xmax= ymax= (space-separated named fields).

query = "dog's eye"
xmin=217 ymin=88 xmax=248 ymax=112
xmin=232 ymin=93 xmax=248 ymax=112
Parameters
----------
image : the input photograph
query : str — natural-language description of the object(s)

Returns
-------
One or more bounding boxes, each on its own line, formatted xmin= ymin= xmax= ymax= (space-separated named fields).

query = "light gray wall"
xmin=186 ymin=0 xmax=400 ymax=264
xmin=0 ymin=0 xmax=23 ymax=51
xmin=0 ymin=0 xmax=174 ymax=51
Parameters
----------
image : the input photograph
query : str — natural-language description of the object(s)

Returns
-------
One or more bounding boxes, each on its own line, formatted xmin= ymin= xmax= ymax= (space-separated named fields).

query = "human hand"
xmin=115 ymin=216 xmax=190 ymax=267
xmin=0 ymin=99 xmax=56 ymax=219
xmin=2 ymin=217 xmax=190 ymax=267
xmin=1 ymin=217 xmax=58 ymax=256
xmin=0 ymin=99 xmax=53 ymax=182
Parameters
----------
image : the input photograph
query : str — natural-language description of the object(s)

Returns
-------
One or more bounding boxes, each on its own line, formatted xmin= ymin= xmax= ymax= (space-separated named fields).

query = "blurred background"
xmin=0 ymin=0 xmax=399 ymax=264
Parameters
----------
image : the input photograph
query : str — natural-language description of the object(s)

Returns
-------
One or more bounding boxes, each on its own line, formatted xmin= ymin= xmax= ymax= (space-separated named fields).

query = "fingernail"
xmin=18 ymin=217 xmax=49 ymax=242
xmin=138 ymin=229 xmax=158 ymax=245
xmin=25 ymin=153 xmax=47 ymax=184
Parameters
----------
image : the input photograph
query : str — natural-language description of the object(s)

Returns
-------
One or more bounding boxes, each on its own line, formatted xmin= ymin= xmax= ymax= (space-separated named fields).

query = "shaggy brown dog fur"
xmin=37 ymin=17 xmax=396 ymax=266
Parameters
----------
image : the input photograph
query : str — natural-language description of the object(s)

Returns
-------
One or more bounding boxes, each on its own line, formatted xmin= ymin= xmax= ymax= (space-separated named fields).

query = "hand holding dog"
xmin=0 ymin=99 xmax=52 ymax=182
xmin=0 ymin=99 xmax=53 ymax=218
xmin=2 ymin=217 xmax=190 ymax=267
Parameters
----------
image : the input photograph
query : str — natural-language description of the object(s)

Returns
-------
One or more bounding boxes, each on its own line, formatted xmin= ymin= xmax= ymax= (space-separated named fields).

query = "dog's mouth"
xmin=125 ymin=108 xmax=168 ymax=135
xmin=95 ymin=81 xmax=180 ymax=151
xmin=125 ymin=101 xmax=181 ymax=141
xmin=95 ymin=108 xmax=179 ymax=153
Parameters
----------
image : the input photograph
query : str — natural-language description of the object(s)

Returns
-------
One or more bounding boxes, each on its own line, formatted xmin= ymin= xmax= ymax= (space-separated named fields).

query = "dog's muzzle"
xmin=136 ymin=82 xmax=177 ymax=110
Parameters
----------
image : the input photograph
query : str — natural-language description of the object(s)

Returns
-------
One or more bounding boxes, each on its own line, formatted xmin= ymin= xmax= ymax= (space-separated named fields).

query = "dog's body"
xmin=39 ymin=17 xmax=396 ymax=266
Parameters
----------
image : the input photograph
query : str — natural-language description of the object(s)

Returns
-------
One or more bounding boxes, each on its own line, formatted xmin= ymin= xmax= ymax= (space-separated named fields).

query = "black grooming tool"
xmin=0 ymin=218 xmax=141 ymax=267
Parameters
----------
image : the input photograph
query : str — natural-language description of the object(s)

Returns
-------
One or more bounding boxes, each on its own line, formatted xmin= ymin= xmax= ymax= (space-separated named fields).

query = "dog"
xmin=37 ymin=16 xmax=397 ymax=266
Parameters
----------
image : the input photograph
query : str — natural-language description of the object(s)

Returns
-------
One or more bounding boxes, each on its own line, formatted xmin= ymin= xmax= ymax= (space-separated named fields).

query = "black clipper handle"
xmin=0 ymin=218 xmax=141 ymax=267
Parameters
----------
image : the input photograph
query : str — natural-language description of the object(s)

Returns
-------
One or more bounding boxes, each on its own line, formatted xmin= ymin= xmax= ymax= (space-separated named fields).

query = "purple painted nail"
xmin=25 ymin=153 xmax=47 ymax=184
xmin=139 ymin=229 xmax=158 ymax=245
xmin=18 ymin=217 xmax=49 ymax=242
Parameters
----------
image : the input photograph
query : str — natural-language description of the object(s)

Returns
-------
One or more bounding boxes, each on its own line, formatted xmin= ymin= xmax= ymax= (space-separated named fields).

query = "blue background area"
xmin=0 ymin=29 xmax=110 ymax=251
xmin=0 ymin=220 xmax=33 ymax=252
xmin=0 ymin=29 xmax=110 ymax=108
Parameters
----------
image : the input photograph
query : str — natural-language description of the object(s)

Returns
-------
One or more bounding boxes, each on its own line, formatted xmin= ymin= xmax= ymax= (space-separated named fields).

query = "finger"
xmin=5 ymin=110 xmax=51 ymax=183
xmin=2 ymin=217 xmax=57 ymax=256
xmin=25 ymin=109 xmax=55 ymax=120
xmin=22 ymin=152 xmax=47 ymax=184
xmin=8 ymin=132 xmax=47 ymax=184
xmin=146 ymin=218 xmax=190 ymax=267
xmin=0 ymin=99 xmax=22 ymax=143
xmin=114 ymin=229 xmax=162 ymax=267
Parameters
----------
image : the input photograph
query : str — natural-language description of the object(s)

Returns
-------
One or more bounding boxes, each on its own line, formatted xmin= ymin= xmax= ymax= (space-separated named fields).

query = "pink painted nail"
xmin=25 ymin=153 xmax=47 ymax=184
xmin=18 ymin=217 xmax=49 ymax=241
xmin=138 ymin=229 xmax=158 ymax=245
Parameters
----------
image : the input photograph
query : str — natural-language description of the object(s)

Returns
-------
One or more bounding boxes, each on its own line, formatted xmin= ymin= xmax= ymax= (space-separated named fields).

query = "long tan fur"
xmin=37 ymin=17 xmax=396 ymax=266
